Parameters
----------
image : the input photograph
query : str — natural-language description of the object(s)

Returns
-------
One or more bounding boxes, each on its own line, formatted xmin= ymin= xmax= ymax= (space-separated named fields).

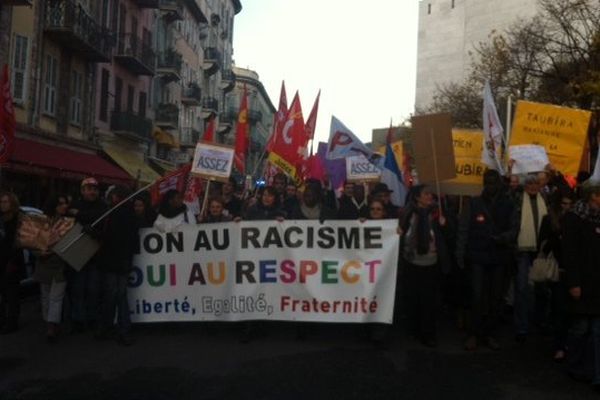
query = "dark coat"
xmin=289 ymin=203 xmax=337 ymax=222
xmin=70 ymin=198 xmax=108 ymax=226
xmin=337 ymin=195 xmax=368 ymax=219
xmin=562 ymin=211 xmax=600 ymax=315
xmin=456 ymin=194 xmax=518 ymax=266
xmin=98 ymin=204 xmax=139 ymax=274
xmin=244 ymin=204 xmax=286 ymax=221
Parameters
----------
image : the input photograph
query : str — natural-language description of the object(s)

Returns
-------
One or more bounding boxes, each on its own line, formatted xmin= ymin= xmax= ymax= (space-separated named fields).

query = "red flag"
xmin=150 ymin=163 xmax=191 ymax=206
xmin=267 ymin=92 xmax=307 ymax=180
xmin=203 ymin=115 xmax=216 ymax=143
xmin=234 ymin=86 xmax=249 ymax=174
xmin=305 ymin=90 xmax=320 ymax=156
xmin=0 ymin=65 xmax=16 ymax=165
xmin=266 ymin=81 xmax=288 ymax=152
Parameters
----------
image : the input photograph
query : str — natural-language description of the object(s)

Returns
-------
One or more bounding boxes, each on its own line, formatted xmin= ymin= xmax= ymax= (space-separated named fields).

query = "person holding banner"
xmin=371 ymin=183 xmax=400 ymax=219
xmin=199 ymin=197 xmax=233 ymax=224
xmin=243 ymin=186 xmax=286 ymax=222
xmin=457 ymin=170 xmax=518 ymax=351
xmin=400 ymin=185 xmax=449 ymax=348
xmin=154 ymin=190 xmax=197 ymax=233
xmin=289 ymin=179 xmax=336 ymax=223
xmin=337 ymin=181 xmax=368 ymax=220
xmin=221 ymin=177 xmax=243 ymax=219
xmin=67 ymin=178 xmax=108 ymax=333
xmin=133 ymin=195 xmax=157 ymax=229
xmin=562 ymin=180 xmax=600 ymax=388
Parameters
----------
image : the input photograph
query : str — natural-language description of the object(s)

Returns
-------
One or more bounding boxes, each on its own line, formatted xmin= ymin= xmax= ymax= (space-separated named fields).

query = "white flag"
xmin=482 ymin=81 xmax=505 ymax=174
xmin=326 ymin=116 xmax=382 ymax=166
xmin=590 ymin=151 xmax=600 ymax=182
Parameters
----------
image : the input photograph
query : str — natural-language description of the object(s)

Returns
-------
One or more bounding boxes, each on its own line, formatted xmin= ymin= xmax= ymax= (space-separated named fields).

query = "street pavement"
xmin=0 ymin=297 xmax=597 ymax=400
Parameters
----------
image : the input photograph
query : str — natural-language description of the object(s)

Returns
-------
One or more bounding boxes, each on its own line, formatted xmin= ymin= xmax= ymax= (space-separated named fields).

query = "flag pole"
xmin=429 ymin=127 xmax=443 ymax=217
xmin=199 ymin=179 xmax=212 ymax=219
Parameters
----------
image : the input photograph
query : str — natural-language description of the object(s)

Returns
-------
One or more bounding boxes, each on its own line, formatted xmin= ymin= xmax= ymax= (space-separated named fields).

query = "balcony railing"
xmin=181 ymin=83 xmax=202 ymax=106
xmin=114 ymin=33 xmax=156 ymax=76
xmin=134 ymin=0 xmax=159 ymax=8
xmin=248 ymin=109 xmax=263 ymax=123
xmin=4 ymin=0 xmax=33 ymax=5
xmin=159 ymin=0 xmax=184 ymax=22
xmin=203 ymin=47 xmax=221 ymax=76
xmin=202 ymin=97 xmax=219 ymax=113
xmin=44 ymin=0 xmax=112 ymax=62
xmin=111 ymin=111 xmax=152 ymax=141
xmin=180 ymin=127 xmax=201 ymax=147
xmin=157 ymin=49 xmax=182 ymax=82
xmin=155 ymin=103 xmax=179 ymax=130
xmin=220 ymin=69 xmax=235 ymax=92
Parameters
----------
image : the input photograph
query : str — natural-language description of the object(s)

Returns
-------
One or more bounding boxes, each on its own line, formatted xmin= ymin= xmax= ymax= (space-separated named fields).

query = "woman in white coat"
xmin=153 ymin=190 xmax=197 ymax=233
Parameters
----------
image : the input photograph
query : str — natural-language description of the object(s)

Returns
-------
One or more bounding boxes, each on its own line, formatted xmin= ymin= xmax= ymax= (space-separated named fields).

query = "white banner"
xmin=191 ymin=142 xmax=234 ymax=181
xmin=346 ymin=155 xmax=381 ymax=182
xmin=509 ymin=144 xmax=550 ymax=175
xmin=129 ymin=220 xmax=400 ymax=324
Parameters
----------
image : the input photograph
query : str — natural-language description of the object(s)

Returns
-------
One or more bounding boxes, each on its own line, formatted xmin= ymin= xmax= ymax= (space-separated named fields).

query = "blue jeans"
xmin=101 ymin=271 xmax=131 ymax=335
xmin=568 ymin=317 xmax=600 ymax=384
xmin=69 ymin=263 xmax=100 ymax=325
xmin=514 ymin=252 xmax=534 ymax=335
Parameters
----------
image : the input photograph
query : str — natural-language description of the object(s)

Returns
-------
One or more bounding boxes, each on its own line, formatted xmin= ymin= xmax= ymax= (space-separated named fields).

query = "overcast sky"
xmin=232 ymin=0 xmax=419 ymax=145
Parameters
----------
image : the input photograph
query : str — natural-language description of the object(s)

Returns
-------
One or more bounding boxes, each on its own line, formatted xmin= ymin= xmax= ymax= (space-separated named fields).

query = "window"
xmin=43 ymin=54 xmax=58 ymax=116
xmin=114 ymin=77 xmax=123 ymax=113
xmin=139 ymin=91 xmax=147 ymax=118
xmin=100 ymin=69 xmax=109 ymax=121
xmin=127 ymin=84 xmax=134 ymax=112
xmin=428 ymin=3 xmax=431 ymax=14
xmin=11 ymin=34 xmax=28 ymax=103
xmin=70 ymin=70 xmax=83 ymax=125
xmin=451 ymin=0 xmax=455 ymax=8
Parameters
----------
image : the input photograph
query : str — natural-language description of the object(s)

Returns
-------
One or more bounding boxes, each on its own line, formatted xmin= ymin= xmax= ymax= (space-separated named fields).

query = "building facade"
xmin=0 ymin=0 xmax=242 ymax=206
xmin=415 ymin=0 xmax=538 ymax=111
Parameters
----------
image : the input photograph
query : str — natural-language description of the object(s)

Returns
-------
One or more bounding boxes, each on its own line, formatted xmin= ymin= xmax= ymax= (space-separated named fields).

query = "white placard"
xmin=509 ymin=145 xmax=550 ymax=175
xmin=191 ymin=142 xmax=234 ymax=181
xmin=129 ymin=220 xmax=400 ymax=324
xmin=346 ymin=155 xmax=382 ymax=182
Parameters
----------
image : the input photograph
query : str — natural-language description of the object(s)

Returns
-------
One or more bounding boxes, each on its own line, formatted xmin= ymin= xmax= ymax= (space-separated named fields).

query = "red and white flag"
xmin=150 ymin=164 xmax=191 ymax=206
xmin=482 ymin=81 xmax=505 ymax=174
xmin=0 ymin=64 xmax=16 ymax=165
xmin=266 ymin=81 xmax=288 ymax=152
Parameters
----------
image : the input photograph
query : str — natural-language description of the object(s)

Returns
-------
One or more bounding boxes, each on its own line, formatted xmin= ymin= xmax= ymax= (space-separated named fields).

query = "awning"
xmin=148 ymin=156 xmax=177 ymax=174
xmin=6 ymin=138 xmax=132 ymax=185
xmin=102 ymin=144 xmax=160 ymax=184
xmin=153 ymin=126 xmax=179 ymax=148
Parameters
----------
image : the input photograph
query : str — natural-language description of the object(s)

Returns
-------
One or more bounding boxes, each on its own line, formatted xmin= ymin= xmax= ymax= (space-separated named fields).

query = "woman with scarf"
xmin=400 ymin=185 xmax=449 ymax=348
xmin=563 ymin=180 xmax=600 ymax=388
xmin=154 ymin=190 xmax=197 ymax=233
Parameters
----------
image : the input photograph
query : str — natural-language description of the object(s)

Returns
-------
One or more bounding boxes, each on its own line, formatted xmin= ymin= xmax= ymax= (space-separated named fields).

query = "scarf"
xmin=415 ymin=207 xmax=432 ymax=255
xmin=162 ymin=204 xmax=187 ymax=219
xmin=301 ymin=203 xmax=321 ymax=220
xmin=571 ymin=200 xmax=600 ymax=224
xmin=518 ymin=193 xmax=547 ymax=251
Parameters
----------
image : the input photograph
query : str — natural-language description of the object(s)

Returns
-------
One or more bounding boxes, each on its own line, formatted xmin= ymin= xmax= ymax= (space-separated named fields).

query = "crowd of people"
xmin=1 ymin=168 xmax=600 ymax=388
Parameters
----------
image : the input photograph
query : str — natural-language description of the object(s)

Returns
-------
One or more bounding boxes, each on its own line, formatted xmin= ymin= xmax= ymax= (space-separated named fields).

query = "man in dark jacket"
xmin=97 ymin=186 xmax=138 ymax=346
xmin=290 ymin=179 xmax=337 ymax=222
xmin=457 ymin=170 xmax=518 ymax=351
xmin=337 ymin=181 xmax=368 ymax=219
xmin=67 ymin=177 xmax=108 ymax=332
xmin=563 ymin=180 xmax=600 ymax=387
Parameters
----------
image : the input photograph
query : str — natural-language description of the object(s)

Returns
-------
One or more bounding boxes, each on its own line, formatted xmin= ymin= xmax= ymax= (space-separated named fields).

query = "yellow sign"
xmin=510 ymin=100 xmax=591 ymax=176
xmin=377 ymin=140 xmax=404 ymax=168
xmin=448 ymin=130 xmax=486 ymax=186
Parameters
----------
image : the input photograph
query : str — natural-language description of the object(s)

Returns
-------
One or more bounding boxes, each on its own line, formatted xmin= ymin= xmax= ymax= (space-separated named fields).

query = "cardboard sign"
xmin=191 ymin=142 xmax=234 ymax=182
xmin=509 ymin=145 xmax=550 ymax=175
xmin=439 ymin=130 xmax=485 ymax=196
xmin=510 ymin=100 xmax=591 ymax=176
xmin=411 ymin=113 xmax=456 ymax=184
xmin=346 ymin=155 xmax=381 ymax=182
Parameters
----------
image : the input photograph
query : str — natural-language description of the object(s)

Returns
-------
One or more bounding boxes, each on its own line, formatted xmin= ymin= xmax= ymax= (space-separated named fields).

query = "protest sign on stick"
xmin=439 ymin=130 xmax=485 ymax=196
xmin=345 ymin=155 xmax=381 ymax=182
xmin=509 ymin=145 xmax=550 ymax=175
xmin=510 ymin=100 xmax=591 ymax=176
